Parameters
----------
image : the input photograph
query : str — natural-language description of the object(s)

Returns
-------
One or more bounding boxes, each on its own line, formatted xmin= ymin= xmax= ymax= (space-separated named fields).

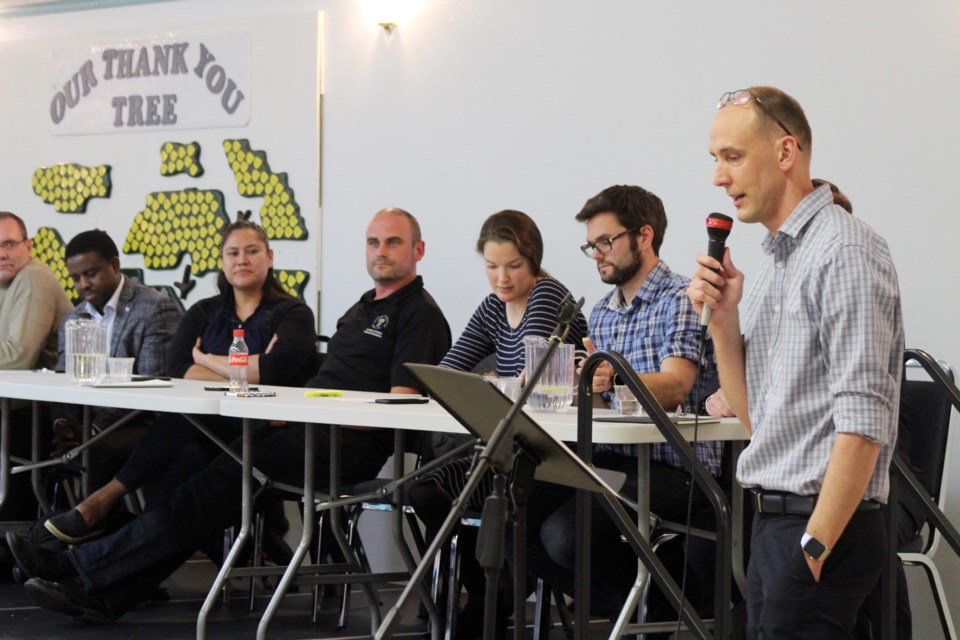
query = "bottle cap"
xmin=233 ymin=329 xmax=244 ymax=337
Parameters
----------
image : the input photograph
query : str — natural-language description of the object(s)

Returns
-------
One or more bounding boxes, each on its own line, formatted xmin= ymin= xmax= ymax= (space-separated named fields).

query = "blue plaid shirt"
xmin=591 ymin=260 xmax=721 ymax=475
xmin=737 ymin=185 xmax=903 ymax=502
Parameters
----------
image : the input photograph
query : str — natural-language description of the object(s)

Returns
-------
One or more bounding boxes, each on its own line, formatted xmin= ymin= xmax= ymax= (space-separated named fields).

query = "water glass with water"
xmin=614 ymin=385 xmax=643 ymax=416
xmin=107 ymin=357 xmax=135 ymax=383
xmin=494 ymin=376 xmax=522 ymax=403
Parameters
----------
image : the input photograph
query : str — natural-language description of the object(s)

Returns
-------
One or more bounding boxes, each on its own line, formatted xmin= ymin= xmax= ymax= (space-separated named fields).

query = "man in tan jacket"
xmin=0 ymin=211 xmax=72 ymax=370
xmin=0 ymin=210 xmax=72 ymax=522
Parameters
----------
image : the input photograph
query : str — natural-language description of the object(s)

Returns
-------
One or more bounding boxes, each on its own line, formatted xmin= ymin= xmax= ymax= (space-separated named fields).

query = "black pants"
xmin=746 ymin=508 xmax=885 ymax=640
xmin=0 ymin=408 xmax=40 ymax=521
xmin=854 ymin=499 xmax=915 ymax=639
xmin=69 ymin=423 xmax=393 ymax=616
xmin=524 ymin=453 xmax=710 ymax=616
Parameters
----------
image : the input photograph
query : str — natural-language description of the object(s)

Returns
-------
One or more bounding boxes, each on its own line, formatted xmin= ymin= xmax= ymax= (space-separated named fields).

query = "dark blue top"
xmin=167 ymin=291 xmax=317 ymax=386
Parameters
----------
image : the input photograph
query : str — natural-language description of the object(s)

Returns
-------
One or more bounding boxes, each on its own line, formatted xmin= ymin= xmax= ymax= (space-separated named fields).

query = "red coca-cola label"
xmin=229 ymin=353 xmax=248 ymax=366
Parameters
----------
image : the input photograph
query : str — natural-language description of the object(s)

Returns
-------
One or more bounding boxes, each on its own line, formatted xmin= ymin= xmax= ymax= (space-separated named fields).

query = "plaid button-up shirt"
xmin=737 ymin=185 xmax=903 ymax=502
xmin=590 ymin=260 xmax=721 ymax=475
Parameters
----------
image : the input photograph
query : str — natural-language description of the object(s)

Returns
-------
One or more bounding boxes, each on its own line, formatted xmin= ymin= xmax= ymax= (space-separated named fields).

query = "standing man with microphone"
xmin=688 ymin=86 xmax=903 ymax=639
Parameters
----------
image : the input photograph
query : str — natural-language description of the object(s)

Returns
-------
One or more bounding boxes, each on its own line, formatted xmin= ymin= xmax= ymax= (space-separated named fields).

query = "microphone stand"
xmin=376 ymin=294 xmax=584 ymax=640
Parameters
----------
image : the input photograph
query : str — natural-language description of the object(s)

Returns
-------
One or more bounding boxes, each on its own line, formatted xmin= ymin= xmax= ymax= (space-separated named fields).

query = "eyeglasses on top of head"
xmin=580 ymin=226 xmax=640 ymax=258
xmin=0 ymin=239 xmax=26 ymax=252
xmin=717 ymin=89 xmax=804 ymax=152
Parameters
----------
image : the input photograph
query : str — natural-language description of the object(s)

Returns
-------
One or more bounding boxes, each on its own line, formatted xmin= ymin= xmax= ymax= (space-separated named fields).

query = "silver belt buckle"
xmin=753 ymin=490 xmax=764 ymax=514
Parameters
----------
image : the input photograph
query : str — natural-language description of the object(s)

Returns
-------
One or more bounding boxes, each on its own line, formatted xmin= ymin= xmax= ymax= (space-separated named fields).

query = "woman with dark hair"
xmin=43 ymin=220 xmax=316 ymax=544
xmin=172 ymin=219 xmax=315 ymax=384
xmin=409 ymin=210 xmax=588 ymax=638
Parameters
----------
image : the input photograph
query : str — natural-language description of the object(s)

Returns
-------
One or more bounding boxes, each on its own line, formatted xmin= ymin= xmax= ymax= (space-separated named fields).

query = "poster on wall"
xmin=49 ymin=33 xmax=250 ymax=135
xmin=1 ymin=12 xmax=321 ymax=312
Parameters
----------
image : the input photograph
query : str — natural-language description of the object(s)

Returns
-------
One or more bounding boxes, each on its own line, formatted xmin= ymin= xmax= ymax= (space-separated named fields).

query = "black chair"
xmin=323 ymin=431 xmax=433 ymax=627
xmin=892 ymin=349 xmax=960 ymax=640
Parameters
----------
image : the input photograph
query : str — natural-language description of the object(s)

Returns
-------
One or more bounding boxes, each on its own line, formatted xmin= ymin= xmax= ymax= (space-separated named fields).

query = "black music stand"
xmin=375 ymin=364 xmax=710 ymax=640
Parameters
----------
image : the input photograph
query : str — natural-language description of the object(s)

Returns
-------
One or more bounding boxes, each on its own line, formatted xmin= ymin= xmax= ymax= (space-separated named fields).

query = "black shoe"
xmin=23 ymin=577 xmax=115 ymax=624
xmin=44 ymin=509 xmax=105 ymax=544
xmin=4 ymin=531 xmax=78 ymax=582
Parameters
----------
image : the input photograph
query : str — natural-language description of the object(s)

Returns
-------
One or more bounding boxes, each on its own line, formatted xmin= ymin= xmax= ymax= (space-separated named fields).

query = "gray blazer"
xmin=56 ymin=278 xmax=182 ymax=376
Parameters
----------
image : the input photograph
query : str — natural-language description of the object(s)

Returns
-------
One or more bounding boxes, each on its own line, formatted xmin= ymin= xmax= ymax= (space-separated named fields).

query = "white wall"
xmin=2 ymin=1 xmax=959 ymax=634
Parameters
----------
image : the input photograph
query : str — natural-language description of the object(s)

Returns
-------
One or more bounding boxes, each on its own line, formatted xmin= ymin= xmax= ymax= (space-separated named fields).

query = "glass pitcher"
xmin=523 ymin=336 xmax=575 ymax=412
xmin=66 ymin=317 xmax=107 ymax=385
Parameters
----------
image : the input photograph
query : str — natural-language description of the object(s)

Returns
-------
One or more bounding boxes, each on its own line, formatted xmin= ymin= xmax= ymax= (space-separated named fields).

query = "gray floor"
xmin=0 ymin=554 xmax=623 ymax=639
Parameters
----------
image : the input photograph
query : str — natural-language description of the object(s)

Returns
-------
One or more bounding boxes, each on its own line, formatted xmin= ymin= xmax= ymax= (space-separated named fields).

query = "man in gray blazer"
xmin=52 ymin=229 xmax=182 ymax=493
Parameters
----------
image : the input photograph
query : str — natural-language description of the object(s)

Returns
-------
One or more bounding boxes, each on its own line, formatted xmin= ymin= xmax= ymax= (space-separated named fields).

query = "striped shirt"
xmin=591 ymin=260 xmax=722 ymax=475
xmin=737 ymin=185 xmax=903 ymax=502
xmin=440 ymin=277 xmax=588 ymax=376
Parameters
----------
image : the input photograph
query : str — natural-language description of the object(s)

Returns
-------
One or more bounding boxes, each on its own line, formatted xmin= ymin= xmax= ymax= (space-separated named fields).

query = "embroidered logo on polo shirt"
xmin=364 ymin=314 xmax=389 ymax=338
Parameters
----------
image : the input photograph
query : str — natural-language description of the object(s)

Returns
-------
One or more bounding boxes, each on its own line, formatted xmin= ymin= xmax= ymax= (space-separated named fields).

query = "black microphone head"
xmin=706 ymin=212 xmax=734 ymax=240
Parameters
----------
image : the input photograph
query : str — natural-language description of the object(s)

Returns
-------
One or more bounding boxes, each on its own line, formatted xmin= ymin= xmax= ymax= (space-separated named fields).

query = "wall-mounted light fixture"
xmin=358 ymin=0 xmax=423 ymax=35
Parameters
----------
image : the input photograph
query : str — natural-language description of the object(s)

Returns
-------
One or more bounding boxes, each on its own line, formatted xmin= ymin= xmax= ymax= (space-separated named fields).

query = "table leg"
xmin=80 ymin=405 xmax=92 ymax=498
xmin=257 ymin=421 xmax=317 ymax=640
xmin=389 ymin=430 xmax=442 ymax=638
xmin=30 ymin=401 xmax=52 ymax=514
xmin=197 ymin=416 xmax=254 ymax=640
xmin=609 ymin=443 xmax=650 ymax=637
xmin=327 ymin=425 xmax=383 ymax=634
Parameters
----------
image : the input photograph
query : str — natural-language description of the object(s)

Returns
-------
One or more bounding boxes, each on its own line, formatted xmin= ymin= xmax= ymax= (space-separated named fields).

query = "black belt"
xmin=750 ymin=490 xmax=881 ymax=516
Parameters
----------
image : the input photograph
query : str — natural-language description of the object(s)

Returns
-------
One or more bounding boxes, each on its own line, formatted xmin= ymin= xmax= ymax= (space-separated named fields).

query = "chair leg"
xmin=404 ymin=508 xmax=428 ymax=557
xmin=337 ymin=506 xmax=362 ymax=628
xmin=430 ymin=537 xmax=444 ymax=632
xmin=248 ymin=510 xmax=264 ymax=612
xmin=446 ymin=529 xmax=462 ymax=640
xmin=532 ymin=579 xmax=572 ymax=640
xmin=533 ymin=578 xmax=549 ymax=640
xmin=638 ymin=532 xmax=680 ymax=623
xmin=552 ymin=586 xmax=573 ymax=635
xmin=907 ymin=556 xmax=958 ymax=640
xmin=312 ymin=509 xmax=326 ymax=623
xmin=221 ymin=526 xmax=234 ymax=605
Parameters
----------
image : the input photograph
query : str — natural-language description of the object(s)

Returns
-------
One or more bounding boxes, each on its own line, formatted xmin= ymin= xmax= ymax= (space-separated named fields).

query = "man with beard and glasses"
xmin=522 ymin=185 xmax=720 ymax=621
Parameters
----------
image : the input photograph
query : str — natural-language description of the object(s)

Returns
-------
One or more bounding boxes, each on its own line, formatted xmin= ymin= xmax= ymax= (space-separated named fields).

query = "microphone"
xmin=700 ymin=213 xmax=734 ymax=326
xmin=551 ymin=294 xmax=585 ymax=342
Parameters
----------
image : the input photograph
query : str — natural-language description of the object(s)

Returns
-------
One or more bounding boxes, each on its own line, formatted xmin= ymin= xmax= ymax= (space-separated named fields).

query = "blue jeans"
xmin=68 ymin=423 xmax=393 ymax=614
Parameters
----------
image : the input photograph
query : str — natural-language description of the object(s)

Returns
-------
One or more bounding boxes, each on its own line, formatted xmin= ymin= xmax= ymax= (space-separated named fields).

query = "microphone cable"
xmin=672 ymin=321 xmax=711 ymax=638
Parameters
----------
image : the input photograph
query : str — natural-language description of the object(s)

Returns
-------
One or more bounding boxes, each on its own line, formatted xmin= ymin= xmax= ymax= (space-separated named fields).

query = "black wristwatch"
xmin=801 ymin=532 xmax=830 ymax=562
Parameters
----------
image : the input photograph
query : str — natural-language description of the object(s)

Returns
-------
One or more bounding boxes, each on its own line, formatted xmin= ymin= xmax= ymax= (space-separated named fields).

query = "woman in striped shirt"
xmin=409 ymin=209 xmax=587 ymax=637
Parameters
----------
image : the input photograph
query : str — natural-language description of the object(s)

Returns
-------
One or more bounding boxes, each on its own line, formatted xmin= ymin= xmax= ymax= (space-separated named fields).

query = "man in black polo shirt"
xmin=9 ymin=208 xmax=451 ymax=622
xmin=315 ymin=207 xmax=450 ymax=395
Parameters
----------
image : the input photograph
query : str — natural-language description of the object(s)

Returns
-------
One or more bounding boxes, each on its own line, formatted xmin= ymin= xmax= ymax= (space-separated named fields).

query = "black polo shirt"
xmin=308 ymin=276 xmax=451 ymax=393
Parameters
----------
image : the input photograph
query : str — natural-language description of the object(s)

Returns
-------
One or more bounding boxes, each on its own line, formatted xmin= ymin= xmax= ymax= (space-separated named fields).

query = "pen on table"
xmin=225 ymin=391 xmax=277 ymax=398
xmin=303 ymin=390 xmax=343 ymax=397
